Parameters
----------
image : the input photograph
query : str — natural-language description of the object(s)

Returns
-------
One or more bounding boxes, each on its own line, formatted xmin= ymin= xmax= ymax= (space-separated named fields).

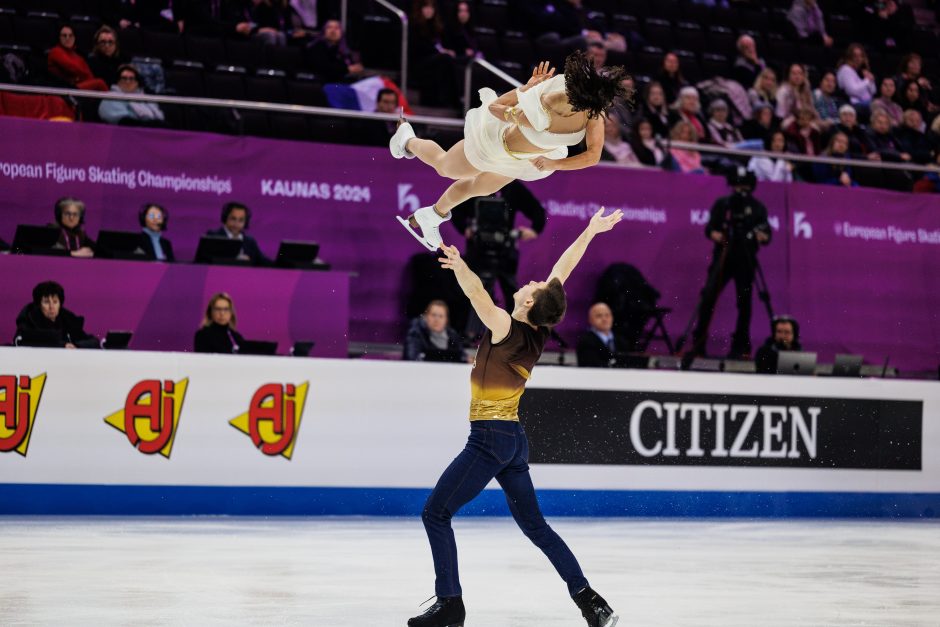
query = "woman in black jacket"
xmin=403 ymin=299 xmax=464 ymax=362
xmin=194 ymin=293 xmax=246 ymax=353
xmin=138 ymin=203 xmax=175 ymax=262
xmin=15 ymin=281 xmax=96 ymax=348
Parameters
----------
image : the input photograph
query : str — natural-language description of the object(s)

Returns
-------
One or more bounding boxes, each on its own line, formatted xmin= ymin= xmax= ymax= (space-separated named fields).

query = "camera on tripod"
xmin=471 ymin=197 xmax=518 ymax=250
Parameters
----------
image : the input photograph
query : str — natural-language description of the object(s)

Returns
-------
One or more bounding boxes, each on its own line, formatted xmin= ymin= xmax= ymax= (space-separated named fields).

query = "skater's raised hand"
xmin=587 ymin=207 xmax=623 ymax=234
xmin=438 ymin=243 xmax=466 ymax=272
xmin=522 ymin=61 xmax=555 ymax=91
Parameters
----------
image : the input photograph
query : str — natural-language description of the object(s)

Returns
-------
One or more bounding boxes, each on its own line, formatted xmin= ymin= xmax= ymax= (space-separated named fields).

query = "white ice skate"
xmin=397 ymin=206 xmax=451 ymax=252
xmin=389 ymin=108 xmax=416 ymax=159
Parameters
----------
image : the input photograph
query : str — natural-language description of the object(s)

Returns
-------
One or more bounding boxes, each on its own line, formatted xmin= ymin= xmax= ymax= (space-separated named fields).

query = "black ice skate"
xmin=573 ymin=586 xmax=619 ymax=627
xmin=407 ymin=596 xmax=465 ymax=627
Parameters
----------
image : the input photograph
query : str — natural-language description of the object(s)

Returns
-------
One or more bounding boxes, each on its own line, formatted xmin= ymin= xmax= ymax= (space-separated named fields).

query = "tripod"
xmin=675 ymin=230 xmax=774 ymax=355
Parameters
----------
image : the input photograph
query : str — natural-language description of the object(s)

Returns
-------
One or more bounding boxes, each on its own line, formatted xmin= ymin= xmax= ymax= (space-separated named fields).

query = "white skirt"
xmin=462 ymin=88 xmax=568 ymax=181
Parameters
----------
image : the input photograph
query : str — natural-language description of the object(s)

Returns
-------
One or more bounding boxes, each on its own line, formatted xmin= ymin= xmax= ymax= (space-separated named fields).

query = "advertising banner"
xmin=1 ymin=117 xmax=938 ymax=369
xmin=1 ymin=348 xmax=938 ymax=517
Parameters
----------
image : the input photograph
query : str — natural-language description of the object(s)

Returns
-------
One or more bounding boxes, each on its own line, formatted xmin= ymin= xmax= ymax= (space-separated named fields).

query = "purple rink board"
xmin=1 ymin=116 xmax=939 ymax=370
xmin=0 ymin=255 xmax=350 ymax=357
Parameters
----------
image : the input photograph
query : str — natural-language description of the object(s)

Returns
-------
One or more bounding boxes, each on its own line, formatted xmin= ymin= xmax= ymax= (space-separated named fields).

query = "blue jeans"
xmin=421 ymin=420 xmax=589 ymax=597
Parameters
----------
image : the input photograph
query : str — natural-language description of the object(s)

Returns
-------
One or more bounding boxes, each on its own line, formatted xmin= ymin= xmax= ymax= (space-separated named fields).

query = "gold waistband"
xmin=468 ymin=397 xmax=520 ymax=422
xmin=501 ymin=127 xmax=549 ymax=162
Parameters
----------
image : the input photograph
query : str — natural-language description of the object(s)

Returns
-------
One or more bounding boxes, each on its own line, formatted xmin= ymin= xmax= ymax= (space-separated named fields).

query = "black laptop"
xmin=97 ymin=230 xmax=148 ymax=260
xmin=291 ymin=341 xmax=315 ymax=357
xmin=238 ymin=339 xmax=279 ymax=355
xmin=194 ymin=236 xmax=245 ymax=264
xmin=102 ymin=331 xmax=133 ymax=350
xmin=777 ymin=351 xmax=818 ymax=376
xmin=276 ymin=240 xmax=330 ymax=270
xmin=15 ymin=328 xmax=63 ymax=347
xmin=832 ymin=354 xmax=863 ymax=377
xmin=11 ymin=225 xmax=66 ymax=255
xmin=423 ymin=348 xmax=465 ymax=363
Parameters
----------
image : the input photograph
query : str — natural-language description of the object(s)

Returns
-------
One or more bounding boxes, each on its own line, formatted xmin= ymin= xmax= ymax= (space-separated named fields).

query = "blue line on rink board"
xmin=0 ymin=484 xmax=938 ymax=518
xmin=1 ymin=485 xmax=938 ymax=518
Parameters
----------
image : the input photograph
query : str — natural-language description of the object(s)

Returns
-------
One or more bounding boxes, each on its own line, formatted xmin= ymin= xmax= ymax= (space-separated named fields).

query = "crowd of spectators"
xmin=1 ymin=0 xmax=939 ymax=193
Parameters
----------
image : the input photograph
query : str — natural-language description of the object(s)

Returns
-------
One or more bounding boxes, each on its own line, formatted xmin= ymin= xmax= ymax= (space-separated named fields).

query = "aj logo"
xmin=104 ymin=379 xmax=188 ymax=458
xmin=398 ymin=183 xmax=421 ymax=215
xmin=229 ymin=382 xmax=308 ymax=459
xmin=0 ymin=374 xmax=46 ymax=457
xmin=794 ymin=212 xmax=813 ymax=239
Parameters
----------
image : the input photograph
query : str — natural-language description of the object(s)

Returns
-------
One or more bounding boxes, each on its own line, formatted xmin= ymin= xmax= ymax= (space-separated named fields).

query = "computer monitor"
xmin=194 ymin=236 xmax=244 ymax=264
xmin=832 ymin=354 xmax=863 ymax=377
xmin=423 ymin=348 xmax=465 ymax=363
xmin=238 ymin=339 xmax=278 ymax=355
xmin=14 ymin=328 xmax=63 ymax=347
xmin=97 ymin=230 xmax=147 ymax=260
xmin=291 ymin=341 xmax=315 ymax=357
xmin=613 ymin=352 xmax=651 ymax=369
xmin=102 ymin=331 xmax=133 ymax=350
xmin=777 ymin=351 xmax=818 ymax=376
xmin=276 ymin=240 xmax=328 ymax=269
xmin=11 ymin=225 xmax=66 ymax=255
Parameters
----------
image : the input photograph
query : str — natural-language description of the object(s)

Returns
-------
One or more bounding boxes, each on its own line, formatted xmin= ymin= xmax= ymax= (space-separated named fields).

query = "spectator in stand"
xmin=783 ymin=108 xmax=824 ymax=156
xmin=110 ymin=0 xmax=175 ymax=32
xmin=176 ymin=0 xmax=257 ymax=38
xmin=586 ymin=40 xmax=607 ymax=73
xmin=640 ymin=82 xmax=676 ymax=139
xmin=630 ymin=119 xmax=672 ymax=169
xmin=657 ymin=52 xmax=689 ymax=105
xmin=895 ymin=54 xmax=936 ymax=117
xmin=675 ymin=86 xmax=706 ymax=139
xmin=194 ymin=293 xmax=245 ymax=354
xmin=353 ymin=88 xmax=400 ymax=146
xmin=15 ymin=281 xmax=97 ymax=349
xmin=749 ymin=67 xmax=778 ymax=114
xmin=813 ymin=71 xmax=842 ymax=125
xmin=52 ymin=197 xmax=95 ymax=258
xmin=866 ymin=109 xmax=913 ymax=191
xmin=755 ymin=316 xmax=802 ymax=374
xmin=443 ymin=1 xmax=479 ymax=61
xmin=741 ymin=103 xmax=778 ymax=143
xmin=732 ymin=35 xmax=765 ymax=89
xmin=897 ymin=80 xmax=931 ymax=120
xmin=787 ymin=0 xmax=833 ymax=47
xmin=250 ymin=0 xmax=292 ymax=47
xmin=813 ymin=132 xmax=857 ymax=186
xmin=748 ymin=131 xmax=793 ymax=183
xmin=206 ymin=202 xmax=268 ymax=265
xmin=832 ymin=104 xmax=871 ymax=156
xmin=706 ymin=99 xmax=743 ymax=148
xmin=837 ymin=44 xmax=876 ymax=109
xmin=87 ymin=25 xmax=124 ymax=88
xmin=99 ymin=64 xmax=165 ymax=127
xmin=305 ymin=19 xmax=364 ymax=83
xmin=860 ymin=0 xmax=914 ymax=51
xmin=896 ymin=109 xmax=934 ymax=165
xmin=776 ymin=63 xmax=814 ymax=121
xmin=601 ymin=116 xmax=641 ymax=166
xmin=607 ymin=75 xmax=637 ymax=140
xmin=575 ymin=302 xmax=626 ymax=368
xmin=669 ymin=120 xmax=704 ymax=174
xmin=403 ymin=300 xmax=465 ymax=362
xmin=138 ymin=203 xmax=175 ymax=262
xmin=47 ymin=24 xmax=108 ymax=91
xmin=409 ymin=0 xmax=459 ymax=108
xmin=288 ymin=0 xmax=321 ymax=37
xmin=871 ymin=77 xmax=903 ymax=127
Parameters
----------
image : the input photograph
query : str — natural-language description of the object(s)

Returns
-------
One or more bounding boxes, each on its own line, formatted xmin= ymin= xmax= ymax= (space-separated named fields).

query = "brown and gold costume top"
xmin=469 ymin=318 xmax=549 ymax=422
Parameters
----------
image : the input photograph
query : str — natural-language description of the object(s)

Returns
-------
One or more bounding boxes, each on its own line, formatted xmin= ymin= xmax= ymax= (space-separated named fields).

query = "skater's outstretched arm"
xmin=438 ymin=244 xmax=512 ymax=341
xmin=547 ymin=208 xmax=623 ymax=286
xmin=488 ymin=62 xmax=555 ymax=125
xmin=529 ymin=115 xmax=605 ymax=173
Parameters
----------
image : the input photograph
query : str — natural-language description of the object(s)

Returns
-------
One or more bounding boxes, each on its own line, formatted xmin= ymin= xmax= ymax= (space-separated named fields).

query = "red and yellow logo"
xmin=229 ymin=382 xmax=308 ymax=459
xmin=0 ymin=374 xmax=46 ymax=457
xmin=104 ymin=379 xmax=188 ymax=458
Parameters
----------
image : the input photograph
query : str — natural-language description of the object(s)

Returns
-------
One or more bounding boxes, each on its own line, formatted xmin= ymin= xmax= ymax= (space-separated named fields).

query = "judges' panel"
xmin=0 ymin=348 xmax=937 ymax=517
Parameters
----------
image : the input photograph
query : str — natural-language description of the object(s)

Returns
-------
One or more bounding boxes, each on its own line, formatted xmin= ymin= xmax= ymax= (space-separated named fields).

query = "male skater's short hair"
xmin=528 ymin=278 xmax=567 ymax=327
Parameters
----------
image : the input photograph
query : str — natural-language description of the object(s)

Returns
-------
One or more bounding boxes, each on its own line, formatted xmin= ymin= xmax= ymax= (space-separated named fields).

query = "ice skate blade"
xmin=396 ymin=215 xmax=438 ymax=252
xmin=605 ymin=613 xmax=619 ymax=627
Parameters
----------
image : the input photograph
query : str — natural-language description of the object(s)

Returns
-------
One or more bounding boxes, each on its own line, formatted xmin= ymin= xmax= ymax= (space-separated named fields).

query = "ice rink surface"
xmin=2 ymin=517 xmax=939 ymax=626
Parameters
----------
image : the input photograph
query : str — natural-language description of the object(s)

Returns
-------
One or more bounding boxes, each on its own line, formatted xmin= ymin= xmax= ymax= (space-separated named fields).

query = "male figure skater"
xmin=408 ymin=208 xmax=623 ymax=627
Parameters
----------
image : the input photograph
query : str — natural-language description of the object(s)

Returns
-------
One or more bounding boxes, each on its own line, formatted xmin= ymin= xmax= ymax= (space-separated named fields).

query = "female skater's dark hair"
xmin=563 ymin=50 xmax=633 ymax=119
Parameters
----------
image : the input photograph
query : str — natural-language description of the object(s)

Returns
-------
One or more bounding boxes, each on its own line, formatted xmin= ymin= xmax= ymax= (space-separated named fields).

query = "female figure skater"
xmin=391 ymin=52 xmax=631 ymax=250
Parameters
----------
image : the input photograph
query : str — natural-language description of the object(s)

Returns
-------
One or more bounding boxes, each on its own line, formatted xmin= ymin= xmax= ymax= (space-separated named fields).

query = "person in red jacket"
xmin=47 ymin=24 xmax=108 ymax=91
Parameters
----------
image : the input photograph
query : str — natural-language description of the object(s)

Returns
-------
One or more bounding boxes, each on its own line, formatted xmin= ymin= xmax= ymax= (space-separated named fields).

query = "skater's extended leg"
xmin=495 ymin=448 xmax=589 ymax=596
xmin=407 ymin=139 xmax=481 ymax=180
xmin=421 ymin=424 xmax=504 ymax=598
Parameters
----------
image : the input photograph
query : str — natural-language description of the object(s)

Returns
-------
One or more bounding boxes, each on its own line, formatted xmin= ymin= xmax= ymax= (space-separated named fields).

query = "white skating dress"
xmin=462 ymin=74 xmax=587 ymax=181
